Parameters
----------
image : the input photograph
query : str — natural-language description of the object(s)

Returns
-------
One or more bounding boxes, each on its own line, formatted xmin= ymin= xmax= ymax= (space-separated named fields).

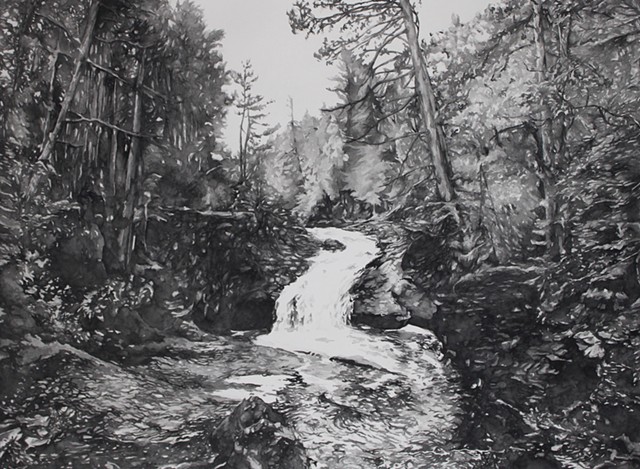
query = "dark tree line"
xmin=1 ymin=0 xmax=228 ymax=273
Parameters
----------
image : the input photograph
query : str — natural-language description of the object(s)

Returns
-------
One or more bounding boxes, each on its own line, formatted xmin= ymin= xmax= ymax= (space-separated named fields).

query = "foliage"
xmin=231 ymin=61 xmax=275 ymax=185
xmin=0 ymin=0 xmax=230 ymax=274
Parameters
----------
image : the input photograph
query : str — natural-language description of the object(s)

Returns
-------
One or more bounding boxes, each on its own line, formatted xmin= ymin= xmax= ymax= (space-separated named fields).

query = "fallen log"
xmin=157 ymin=207 xmax=256 ymax=222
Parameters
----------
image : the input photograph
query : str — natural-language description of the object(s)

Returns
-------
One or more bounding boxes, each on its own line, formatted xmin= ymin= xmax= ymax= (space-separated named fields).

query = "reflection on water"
xmin=9 ymin=228 xmax=482 ymax=468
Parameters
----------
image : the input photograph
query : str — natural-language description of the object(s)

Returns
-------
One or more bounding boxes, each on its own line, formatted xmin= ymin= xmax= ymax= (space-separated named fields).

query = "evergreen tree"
xmin=232 ymin=61 xmax=274 ymax=186
xmin=289 ymin=0 xmax=457 ymax=204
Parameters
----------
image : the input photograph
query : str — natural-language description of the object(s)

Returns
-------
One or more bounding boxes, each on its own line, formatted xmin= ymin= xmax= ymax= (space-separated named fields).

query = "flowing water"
xmin=4 ymin=228 xmax=481 ymax=468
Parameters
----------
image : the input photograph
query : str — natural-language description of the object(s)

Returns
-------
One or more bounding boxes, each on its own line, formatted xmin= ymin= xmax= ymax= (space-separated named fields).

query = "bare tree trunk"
xmin=531 ymin=0 xmax=562 ymax=260
xmin=398 ymin=0 xmax=455 ymax=203
xmin=109 ymin=80 xmax=119 ymax=195
xmin=118 ymin=50 xmax=146 ymax=271
xmin=100 ymin=75 xmax=121 ymax=273
xmin=288 ymin=97 xmax=305 ymax=182
xmin=238 ymin=110 xmax=246 ymax=182
xmin=41 ymin=35 xmax=60 ymax=151
xmin=38 ymin=0 xmax=101 ymax=163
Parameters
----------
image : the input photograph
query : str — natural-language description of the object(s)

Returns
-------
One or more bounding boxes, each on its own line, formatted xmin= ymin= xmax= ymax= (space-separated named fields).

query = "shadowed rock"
xmin=50 ymin=223 xmax=107 ymax=289
xmin=350 ymin=258 xmax=411 ymax=329
xmin=210 ymin=396 xmax=311 ymax=469
xmin=0 ymin=264 xmax=38 ymax=337
xmin=319 ymin=238 xmax=346 ymax=252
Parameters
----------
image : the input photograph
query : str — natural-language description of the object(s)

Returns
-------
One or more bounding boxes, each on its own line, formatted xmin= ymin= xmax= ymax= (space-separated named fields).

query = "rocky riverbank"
xmin=0 ymin=205 xmax=322 ymax=467
xmin=349 ymin=217 xmax=640 ymax=468
xmin=1 ymin=204 xmax=320 ymax=352
xmin=347 ymin=221 xmax=436 ymax=330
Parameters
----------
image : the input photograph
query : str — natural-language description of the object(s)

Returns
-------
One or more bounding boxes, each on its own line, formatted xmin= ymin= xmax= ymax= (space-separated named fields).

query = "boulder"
xmin=210 ymin=396 xmax=310 ymax=469
xmin=319 ymin=239 xmax=345 ymax=252
xmin=350 ymin=260 xmax=410 ymax=329
xmin=195 ymin=289 xmax=276 ymax=333
xmin=231 ymin=291 xmax=276 ymax=331
xmin=393 ymin=279 xmax=437 ymax=328
xmin=103 ymin=306 xmax=163 ymax=345
xmin=50 ymin=223 xmax=107 ymax=289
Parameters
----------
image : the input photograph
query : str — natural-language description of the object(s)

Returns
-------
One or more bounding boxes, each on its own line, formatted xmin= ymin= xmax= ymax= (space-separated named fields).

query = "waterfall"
xmin=271 ymin=227 xmax=379 ymax=333
xmin=255 ymin=227 xmax=413 ymax=370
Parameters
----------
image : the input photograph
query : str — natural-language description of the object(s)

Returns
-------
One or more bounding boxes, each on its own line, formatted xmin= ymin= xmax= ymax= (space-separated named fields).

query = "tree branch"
xmin=65 ymin=113 xmax=161 ymax=139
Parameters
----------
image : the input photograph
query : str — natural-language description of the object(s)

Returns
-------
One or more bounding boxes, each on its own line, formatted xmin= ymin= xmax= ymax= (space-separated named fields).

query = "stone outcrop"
xmin=350 ymin=256 xmax=411 ymax=329
xmin=350 ymin=223 xmax=435 ymax=329
xmin=148 ymin=209 xmax=320 ymax=334
xmin=210 ymin=396 xmax=311 ymax=469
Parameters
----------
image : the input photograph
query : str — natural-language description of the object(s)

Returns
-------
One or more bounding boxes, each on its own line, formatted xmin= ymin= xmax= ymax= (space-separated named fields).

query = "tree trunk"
xmin=1 ymin=0 xmax=43 ymax=146
xmin=238 ymin=112 xmax=246 ymax=182
xmin=398 ymin=0 xmax=456 ymax=203
xmin=41 ymin=35 xmax=60 ymax=151
xmin=118 ymin=50 xmax=146 ymax=271
xmin=38 ymin=0 xmax=101 ymax=163
xmin=288 ymin=97 xmax=305 ymax=182
xmin=109 ymin=80 xmax=119 ymax=195
xmin=531 ymin=0 xmax=562 ymax=260
xmin=101 ymin=77 xmax=121 ymax=273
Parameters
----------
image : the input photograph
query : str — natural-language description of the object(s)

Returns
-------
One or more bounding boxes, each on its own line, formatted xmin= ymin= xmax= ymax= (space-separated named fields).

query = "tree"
xmin=530 ymin=0 xmax=562 ymax=260
xmin=1 ymin=0 xmax=229 ymax=274
xmin=232 ymin=61 xmax=273 ymax=185
xmin=332 ymin=52 xmax=390 ymax=214
xmin=397 ymin=0 xmax=455 ymax=202
xmin=422 ymin=0 xmax=640 ymax=262
xmin=294 ymin=113 xmax=348 ymax=218
xmin=287 ymin=97 xmax=304 ymax=181
xmin=38 ymin=0 xmax=101 ymax=164
xmin=288 ymin=0 xmax=457 ymax=205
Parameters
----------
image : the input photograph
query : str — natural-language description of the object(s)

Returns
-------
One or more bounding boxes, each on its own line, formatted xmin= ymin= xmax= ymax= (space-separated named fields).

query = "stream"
xmin=4 ymin=228 xmax=481 ymax=468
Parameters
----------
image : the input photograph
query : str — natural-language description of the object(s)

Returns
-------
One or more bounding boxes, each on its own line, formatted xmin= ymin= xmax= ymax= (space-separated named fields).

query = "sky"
xmin=193 ymin=0 xmax=495 ymax=151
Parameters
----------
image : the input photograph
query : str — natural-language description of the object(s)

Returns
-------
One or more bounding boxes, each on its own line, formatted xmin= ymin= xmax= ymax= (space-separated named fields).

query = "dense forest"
xmin=1 ymin=0 xmax=640 ymax=468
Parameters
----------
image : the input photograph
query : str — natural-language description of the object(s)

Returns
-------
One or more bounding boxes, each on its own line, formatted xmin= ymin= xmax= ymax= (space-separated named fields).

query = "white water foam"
xmin=255 ymin=227 xmax=436 ymax=375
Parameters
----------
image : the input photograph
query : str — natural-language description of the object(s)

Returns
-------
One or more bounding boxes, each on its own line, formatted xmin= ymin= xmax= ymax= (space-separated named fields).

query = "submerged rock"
xmin=319 ymin=238 xmax=346 ymax=252
xmin=210 ymin=396 xmax=310 ymax=469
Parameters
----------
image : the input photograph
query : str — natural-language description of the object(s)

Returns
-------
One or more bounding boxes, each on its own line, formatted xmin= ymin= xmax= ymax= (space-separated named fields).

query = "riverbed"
xmin=2 ymin=228 xmax=482 ymax=468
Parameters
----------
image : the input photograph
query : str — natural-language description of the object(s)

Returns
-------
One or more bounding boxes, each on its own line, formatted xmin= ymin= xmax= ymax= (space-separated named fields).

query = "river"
xmin=6 ymin=227 xmax=481 ymax=468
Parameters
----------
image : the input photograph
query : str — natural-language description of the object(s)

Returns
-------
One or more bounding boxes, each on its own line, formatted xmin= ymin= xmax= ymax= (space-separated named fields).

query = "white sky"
xmin=193 ymin=0 xmax=494 ymax=152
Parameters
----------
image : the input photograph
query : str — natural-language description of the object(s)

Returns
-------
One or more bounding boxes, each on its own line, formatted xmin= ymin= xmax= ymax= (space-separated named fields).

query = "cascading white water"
xmin=249 ymin=228 xmax=466 ymax=467
xmin=271 ymin=227 xmax=378 ymax=333
xmin=255 ymin=227 xmax=414 ymax=372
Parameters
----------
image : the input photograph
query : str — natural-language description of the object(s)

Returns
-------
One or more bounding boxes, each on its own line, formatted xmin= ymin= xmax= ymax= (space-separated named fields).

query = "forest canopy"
xmin=3 ymin=0 xmax=639 ymax=268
